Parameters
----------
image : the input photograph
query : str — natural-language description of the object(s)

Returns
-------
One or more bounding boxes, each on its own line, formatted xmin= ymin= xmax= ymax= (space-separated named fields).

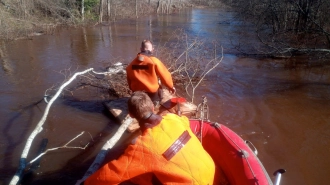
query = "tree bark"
xmin=107 ymin=0 xmax=111 ymax=21
xmin=156 ymin=0 xmax=161 ymax=13
xmin=99 ymin=0 xmax=104 ymax=23
xmin=81 ymin=0 xmax=85 ymax=21
xmin=135 ymin=0 xmax=138 ymax=18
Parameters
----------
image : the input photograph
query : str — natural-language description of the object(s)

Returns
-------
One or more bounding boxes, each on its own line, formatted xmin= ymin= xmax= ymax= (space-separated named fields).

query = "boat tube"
xmin=189 ymin=119 xmax=273 ymax=185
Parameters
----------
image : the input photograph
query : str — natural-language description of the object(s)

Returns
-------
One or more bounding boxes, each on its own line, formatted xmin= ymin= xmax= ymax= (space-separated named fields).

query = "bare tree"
xmin=225 ymin=0 xmax=330 ymax=56
xmin=81 ymin=0 xmax=85 ymax=21
xmin=155 ymin=29 xmax=224 ymax=103
xmin=107 ymin=0 xmax=111 ymax=21
xmin=99 ymin=0 xmax=104 ymax=22
xmin=156 ymin=0 xmax=161 ymax=13
xmin=135 ymin=0 xmax=138 ymax=18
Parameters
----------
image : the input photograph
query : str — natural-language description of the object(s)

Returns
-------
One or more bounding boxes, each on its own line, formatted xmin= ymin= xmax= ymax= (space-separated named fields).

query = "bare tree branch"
xmin=28 ymin=131 xmax=88 ymax=165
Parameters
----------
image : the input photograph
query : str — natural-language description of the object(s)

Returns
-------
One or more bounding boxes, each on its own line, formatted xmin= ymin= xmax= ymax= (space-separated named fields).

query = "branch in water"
xmin=28 ymin=132 xmax=88 ymax=165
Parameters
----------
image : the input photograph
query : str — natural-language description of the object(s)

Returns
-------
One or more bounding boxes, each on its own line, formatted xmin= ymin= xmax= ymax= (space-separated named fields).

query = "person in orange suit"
xmin=84 ymin=91 xmax=217 ymax=185
xmin=126 ymin=40 xmax=176 ymax=105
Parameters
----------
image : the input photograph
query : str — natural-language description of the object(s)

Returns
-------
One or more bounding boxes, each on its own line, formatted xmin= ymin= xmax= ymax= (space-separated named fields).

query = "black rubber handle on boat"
xmin=273 ymin=168 xmax=286 ymax=176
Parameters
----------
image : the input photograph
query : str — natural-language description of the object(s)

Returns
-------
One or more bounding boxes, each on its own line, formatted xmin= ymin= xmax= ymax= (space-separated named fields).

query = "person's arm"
xmin=169 ymin=86 xmax=176 ymax=94
xmin=152 ymin=57 xmax=175 ymax=93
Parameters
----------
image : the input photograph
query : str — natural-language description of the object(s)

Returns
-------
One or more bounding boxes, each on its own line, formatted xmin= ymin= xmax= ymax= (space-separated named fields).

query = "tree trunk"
xmin=107 ymin=0 xmax=111 ymax=21
xmin=81 ymin=0 xmax=85 ymax=21
xmin=135 ymin=0 xmax=138 ymax=18
xmin=168 ymin=0 xmax=172 ymax=14
xmin=114 ymin=3 xmax=117 ymax=21
xmin=20 ymin=0 xmax=26 ymax=19
xmin=99 ymin=0 xmax=104 ymax=23
xmin=156 ymin=0 xmax=161 ymax=13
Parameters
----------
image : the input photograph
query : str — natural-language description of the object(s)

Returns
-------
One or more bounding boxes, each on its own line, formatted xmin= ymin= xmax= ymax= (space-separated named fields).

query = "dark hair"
xmin=127 ymin=91 xmax=153 ymax=121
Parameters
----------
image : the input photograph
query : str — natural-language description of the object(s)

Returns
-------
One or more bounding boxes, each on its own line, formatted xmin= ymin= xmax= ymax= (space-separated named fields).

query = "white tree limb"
xmin=75 ymin=116 xmax=133 ymax=185
xmin=28 ymin=131 xmax=88 ymax=165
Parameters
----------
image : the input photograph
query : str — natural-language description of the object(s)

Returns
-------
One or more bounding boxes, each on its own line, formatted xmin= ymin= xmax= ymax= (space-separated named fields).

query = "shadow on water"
xmin=20 ymin=142 xmax=135 ymax=185
xmin=19 ymin=109 xmax=137 ymax=185
xmin=61 ymin=95 xmax=110 ymax=115
xmin=1 ymin=98 xmax=45 ymax=184
xmin=20 ymin=124 xmax=132 ymax=185
xmin=19 ymin=124 xmax=110 ymax=185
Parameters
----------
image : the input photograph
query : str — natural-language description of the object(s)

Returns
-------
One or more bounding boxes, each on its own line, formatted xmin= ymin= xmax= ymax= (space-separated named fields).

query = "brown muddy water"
xmin=1 ymin=8 xmax=330 ymax=185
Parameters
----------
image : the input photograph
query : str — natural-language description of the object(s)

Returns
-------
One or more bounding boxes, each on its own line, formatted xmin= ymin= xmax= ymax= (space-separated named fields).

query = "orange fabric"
xmin=126 ymin=53 xmax=174 ymax=93
xmin=85 ymin=114 xmax=216 ymax=185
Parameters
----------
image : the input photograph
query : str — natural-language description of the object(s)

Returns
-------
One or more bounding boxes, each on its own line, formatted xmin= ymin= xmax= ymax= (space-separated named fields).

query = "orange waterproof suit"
xmin=84 ymin=113 xmax=216 ymax=185
xmin=126 ymin=52 xmax=174 ymax=93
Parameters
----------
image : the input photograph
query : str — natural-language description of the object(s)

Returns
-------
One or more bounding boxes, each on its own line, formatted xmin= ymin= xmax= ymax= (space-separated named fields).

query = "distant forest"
xmin=226 ymin=0 xmax=330 ymax=57
xmin=0 ymin=0 xmax=222 ymax=39
xmin=0 ymin=0 xmax=329 ymax=57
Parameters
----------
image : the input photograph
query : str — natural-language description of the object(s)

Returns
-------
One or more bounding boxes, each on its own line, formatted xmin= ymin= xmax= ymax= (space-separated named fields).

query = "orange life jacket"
xmin=126 ymin=53 xmax=173 ymax=93
xmin=84 ymin=114 xmax=216 ymax=185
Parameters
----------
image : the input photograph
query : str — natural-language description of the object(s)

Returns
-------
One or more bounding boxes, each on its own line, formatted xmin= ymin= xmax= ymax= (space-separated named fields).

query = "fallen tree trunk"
xmin=75 ymin=116 xmax=134 ymax=185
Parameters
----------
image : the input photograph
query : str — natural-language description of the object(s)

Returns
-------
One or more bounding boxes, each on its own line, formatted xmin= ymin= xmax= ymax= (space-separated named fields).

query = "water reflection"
xmin=70 ymin=27 xmax=99 ymax=66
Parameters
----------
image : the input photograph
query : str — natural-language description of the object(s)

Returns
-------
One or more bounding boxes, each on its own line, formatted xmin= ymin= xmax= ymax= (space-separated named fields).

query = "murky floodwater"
xmin=1 ymin=8 xmax=330 ymax=185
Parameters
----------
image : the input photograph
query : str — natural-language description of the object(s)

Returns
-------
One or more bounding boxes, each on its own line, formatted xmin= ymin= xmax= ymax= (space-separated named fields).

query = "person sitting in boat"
xmin=84 ymin=91 xmax=217 ymax=185
xmin=126 ymin=39 xmax=176 ymax=106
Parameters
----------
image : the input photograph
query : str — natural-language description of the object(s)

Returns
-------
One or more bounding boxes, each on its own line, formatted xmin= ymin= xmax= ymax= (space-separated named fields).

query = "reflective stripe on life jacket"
xmin=163 ymin=130 xmax=191 ymax=160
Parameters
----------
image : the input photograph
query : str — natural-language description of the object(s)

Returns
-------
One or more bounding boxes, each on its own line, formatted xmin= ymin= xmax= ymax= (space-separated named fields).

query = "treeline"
xmin=3 ymin=0 xmax=327 ymax=57
xmin=221 ymin=0 xmax=330 ymax=56
xmin=0 ymin=0 xmax=223 ymax=40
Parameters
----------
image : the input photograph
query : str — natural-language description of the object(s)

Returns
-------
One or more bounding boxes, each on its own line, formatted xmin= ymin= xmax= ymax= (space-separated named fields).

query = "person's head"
xmin=128 ymin=91 xmax=154 ymax=121
xmin=140 ymin=39 xmax=154 ymax=53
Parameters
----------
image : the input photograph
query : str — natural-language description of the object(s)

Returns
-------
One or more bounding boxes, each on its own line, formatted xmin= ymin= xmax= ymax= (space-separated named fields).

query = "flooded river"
xmin=1 ymin=8 xmax=330 ymax=185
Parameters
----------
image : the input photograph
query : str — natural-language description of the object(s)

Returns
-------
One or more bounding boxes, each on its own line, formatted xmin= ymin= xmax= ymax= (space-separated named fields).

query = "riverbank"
xmin=0 ymin=0 xmax=225 ymax=41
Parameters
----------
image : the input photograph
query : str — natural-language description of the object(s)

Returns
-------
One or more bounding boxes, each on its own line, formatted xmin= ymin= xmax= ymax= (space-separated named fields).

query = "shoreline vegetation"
xmin=0 ymin=0 xmax=223 ymax=40
xmin=0 ymin=0 xmax=329 ymax=58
